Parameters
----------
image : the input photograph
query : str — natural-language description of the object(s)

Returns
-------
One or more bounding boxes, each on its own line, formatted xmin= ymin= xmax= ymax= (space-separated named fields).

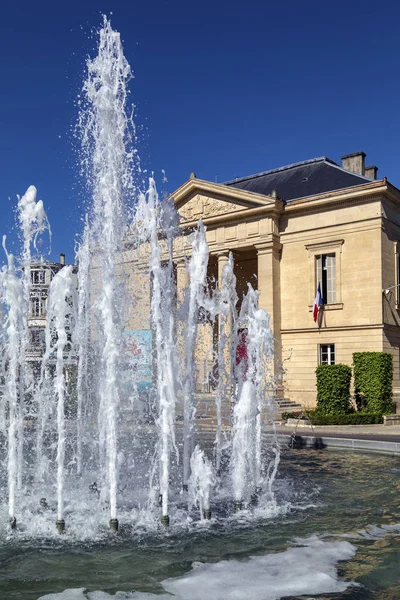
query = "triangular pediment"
xmin=172 ymin=179 xmax=278 ymax=223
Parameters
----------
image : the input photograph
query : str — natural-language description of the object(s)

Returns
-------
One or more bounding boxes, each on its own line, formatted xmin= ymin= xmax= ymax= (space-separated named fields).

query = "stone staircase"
xmin=274 ymin=398 xmax=303 ymax=419
xmin=176 ymin=393 xmax=303 ymax=431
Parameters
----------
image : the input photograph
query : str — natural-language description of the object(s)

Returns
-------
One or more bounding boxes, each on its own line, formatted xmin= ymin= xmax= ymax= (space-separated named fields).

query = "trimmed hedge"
xmin=316 ymin=363 xmax=352 ymax=415
xmin=307 ymin=411 xmax=383 ymax=425
xmin=353 ymin=352 xmax=393 ymax=414
xmin=281 ymin=411 xmax=383 ymax=425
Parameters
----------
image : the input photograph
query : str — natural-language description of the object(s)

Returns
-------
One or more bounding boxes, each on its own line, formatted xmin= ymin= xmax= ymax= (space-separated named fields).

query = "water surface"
xmin=0 ymin=449 xmax=398 ymax=599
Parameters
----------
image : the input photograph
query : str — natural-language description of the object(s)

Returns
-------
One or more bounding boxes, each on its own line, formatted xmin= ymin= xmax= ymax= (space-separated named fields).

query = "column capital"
xmin=213 ymin=250 xmax=231 ymax=259
xmin=254 ymin=238 xmax=282 ymax=255
xmin=175 ymin=256 xmax=188 ymax=268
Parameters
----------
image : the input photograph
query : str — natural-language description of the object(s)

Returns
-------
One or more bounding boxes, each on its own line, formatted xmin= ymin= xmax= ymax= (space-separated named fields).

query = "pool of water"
xmin=0 ymin=449 xmax=399 ymax=599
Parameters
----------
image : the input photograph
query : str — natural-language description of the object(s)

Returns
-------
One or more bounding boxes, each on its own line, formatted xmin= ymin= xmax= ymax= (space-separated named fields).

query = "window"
xmin=306 ymin=240 xmax=344 ymax=311
xmin=319 ymin=344 xmax=335 ymax=365
xmin=30 ymin=328 xmax=45 ymax=346
xmin=30 ymin=295 xmax=46 ymax=317
xmin=316 ymin=254 xmax=336 ymax=304
xmin=31 ymin=297 xmax=40 ymax=317
xmin=31 ymin=270 xmax=45 ymax=284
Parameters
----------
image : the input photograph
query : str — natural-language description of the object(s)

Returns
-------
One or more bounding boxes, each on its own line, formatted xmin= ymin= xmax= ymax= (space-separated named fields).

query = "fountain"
xmin=0 ymin=16 xmax=398 ymax=600
xmin=0 ymin=14 xmax=279 ymax=537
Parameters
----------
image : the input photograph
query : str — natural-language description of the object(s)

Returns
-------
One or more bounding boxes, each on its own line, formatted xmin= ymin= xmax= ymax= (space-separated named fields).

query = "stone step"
xmin=275 ymin=398 xmax=301 ymax=406
xmin=275 ymin=406 xmax=303 ymax=415
xmin=197 ymin=401 xmax=303 ymax=412
xmin=180 ymin=395 xmax=305 ymax=423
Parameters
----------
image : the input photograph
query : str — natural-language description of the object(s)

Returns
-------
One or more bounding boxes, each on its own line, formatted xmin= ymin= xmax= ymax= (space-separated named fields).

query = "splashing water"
xmin=0 ymin=239 xmax=24 ymax=523
xmin=42 ymin=266 xmax=77 ymax=521
xmin=79 ymin=16 xmax=137 ymax=523
xmin=17 ymin=187 xmax=51 ymax=492
xmin=231 ymin=284 xmax=279 ymax=505
xmin=17 ymin=185 xmax=51 ymax=259
xmin=215 ymin=253 xmax=238 ymax=471
xmin=135 ymin=178 xmax=180 ymax=518
xmin=188 ymin=445 xmax=215 ymax=518
xmin=183 ymin=220 xmax=210 ymax=488
xmin=0 ymin=17 xmax=282 ymax=538
xmin=75 ymin=218 xmax=91 ymax=475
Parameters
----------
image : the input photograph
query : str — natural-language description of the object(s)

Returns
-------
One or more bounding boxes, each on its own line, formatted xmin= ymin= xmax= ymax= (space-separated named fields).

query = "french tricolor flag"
xmin=313 ymin=282 xmax=323 ymax=322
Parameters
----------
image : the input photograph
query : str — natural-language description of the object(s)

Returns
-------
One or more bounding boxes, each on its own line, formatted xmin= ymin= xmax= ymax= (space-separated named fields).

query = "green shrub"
xmin=281 ymin=410 xmax=383 ymax=425
xmin=316 ymin=363 xmax=352 ymax=415
xmin=307 ymin=411 xmax=383 ymax=425
xmin=353 ymin=352 xmax=393 ymax=414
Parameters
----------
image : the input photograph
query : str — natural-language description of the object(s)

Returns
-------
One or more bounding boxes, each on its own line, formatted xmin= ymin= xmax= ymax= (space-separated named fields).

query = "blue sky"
xmin=1 ymin=0 xmax=400 ymax=263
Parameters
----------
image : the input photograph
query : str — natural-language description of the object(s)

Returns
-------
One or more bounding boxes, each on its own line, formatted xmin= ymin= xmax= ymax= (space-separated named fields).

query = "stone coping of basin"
xmin=285 ymin=418 xmax=313 ymax=427
xmin=272 ymin=433 xmax=400 ymax=454
xmin=276 ymin=422 xmax=400 ymax=434
xmin=383 ymin=414 xmax=400 ymax=425
xmin=284 ymin=416 xmax=400 ymax=428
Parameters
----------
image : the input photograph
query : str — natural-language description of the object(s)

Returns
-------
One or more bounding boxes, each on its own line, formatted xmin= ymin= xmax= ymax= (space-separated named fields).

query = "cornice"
xmin=281 ymin=323 xmax=384 ymax=334
xmin=305 ymin=239 xmax=344 ymax=252
xmin=284 ymin=180 xmax=391 ymax=215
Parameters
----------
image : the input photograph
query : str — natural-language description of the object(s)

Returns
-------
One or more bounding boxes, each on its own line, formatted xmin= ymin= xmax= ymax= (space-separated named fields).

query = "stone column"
xmin=217 ymin=252 xmax=230 ymax=287
xmin=176 ymin=257 xmax=189 ymax=305
xmin=217 ymin=250 xmax=233 ymax=345
xmin=255 ymin=237 xmax=283 ymax=396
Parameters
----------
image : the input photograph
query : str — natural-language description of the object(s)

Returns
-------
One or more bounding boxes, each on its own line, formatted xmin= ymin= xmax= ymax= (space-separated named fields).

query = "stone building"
xmin=27 ymin=253 xmax=76 ymax=366
xmin=122 ymin=152 xmax=400 ymax=412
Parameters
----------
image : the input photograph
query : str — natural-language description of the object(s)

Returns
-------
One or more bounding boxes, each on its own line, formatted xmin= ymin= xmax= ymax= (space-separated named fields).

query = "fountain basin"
xmin=0 ymin=448 xmax=398 ymax=600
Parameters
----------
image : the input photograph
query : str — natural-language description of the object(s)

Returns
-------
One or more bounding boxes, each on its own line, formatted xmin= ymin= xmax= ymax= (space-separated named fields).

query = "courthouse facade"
xmin=168 ymin=151 xmax=400 ymax=410
xmin=120 ymin=151 xmax=400 ymax=412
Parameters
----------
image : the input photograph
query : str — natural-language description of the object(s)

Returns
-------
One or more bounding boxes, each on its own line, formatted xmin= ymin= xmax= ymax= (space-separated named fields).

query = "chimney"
xmin=60 ymin=253 xmax=65 ymax=265
xmin=341 ymin=152 xmax=366 ymax=176
xmin=365 ymin=165 xmax=378 ymax=180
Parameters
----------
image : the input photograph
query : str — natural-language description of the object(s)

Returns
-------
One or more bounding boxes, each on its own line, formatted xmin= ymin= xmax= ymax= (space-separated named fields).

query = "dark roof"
xmin=224 ymin=157 xmax=372 ymax=203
